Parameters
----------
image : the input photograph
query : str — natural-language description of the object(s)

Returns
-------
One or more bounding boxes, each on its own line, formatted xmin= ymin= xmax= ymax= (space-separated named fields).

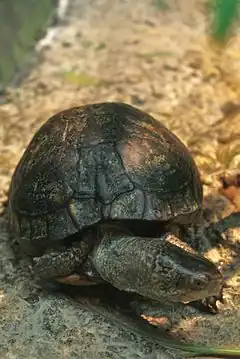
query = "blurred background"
xmin=0 ymin=0 xmax=239 ymax=91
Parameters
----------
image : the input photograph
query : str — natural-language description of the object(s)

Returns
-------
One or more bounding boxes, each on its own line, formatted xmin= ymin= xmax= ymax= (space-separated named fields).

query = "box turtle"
xmin=7 ymin=102 xmax=224 ymax=306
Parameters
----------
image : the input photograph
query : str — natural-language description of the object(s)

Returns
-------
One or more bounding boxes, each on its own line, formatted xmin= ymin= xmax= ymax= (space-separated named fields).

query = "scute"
xmin=110 ymin=189 xmax=145 ymax=219
xmin=8 ymin=102 xmax=203 ymax=251
xmin=116 ymin=134 xmax=193 ymax=194
xmin=68 ymin=197 xmax=101 ymax=229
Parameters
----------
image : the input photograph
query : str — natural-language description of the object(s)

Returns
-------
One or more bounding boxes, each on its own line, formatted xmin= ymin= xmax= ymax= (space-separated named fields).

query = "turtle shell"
xmin=8 ymin=102 xmax=203 ymax=255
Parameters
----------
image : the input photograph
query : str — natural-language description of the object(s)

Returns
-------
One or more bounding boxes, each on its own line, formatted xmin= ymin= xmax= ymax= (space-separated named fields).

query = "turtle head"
xmin=155 ymin=243 xmax=224 ymax=303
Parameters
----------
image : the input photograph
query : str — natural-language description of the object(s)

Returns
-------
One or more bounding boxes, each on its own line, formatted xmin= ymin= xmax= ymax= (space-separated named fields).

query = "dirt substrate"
xmin=0 ymin=1 xmax=239 ymax=358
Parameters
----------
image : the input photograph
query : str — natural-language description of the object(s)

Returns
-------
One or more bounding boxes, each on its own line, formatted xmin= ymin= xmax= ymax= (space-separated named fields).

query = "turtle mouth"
xmin=179 ymin=280 xmax=224 ymax=304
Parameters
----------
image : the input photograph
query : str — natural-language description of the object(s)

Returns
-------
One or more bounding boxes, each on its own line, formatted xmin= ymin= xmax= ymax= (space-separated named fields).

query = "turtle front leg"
xmin=32 ymin=237 xmax=94 ymax=285
xmin=206 ymin=212 xmax=240 ymax=239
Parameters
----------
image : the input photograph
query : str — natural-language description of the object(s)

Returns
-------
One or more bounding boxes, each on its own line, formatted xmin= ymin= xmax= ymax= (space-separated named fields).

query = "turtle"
xmin=7 ymin=102 xmax=224 ymax=307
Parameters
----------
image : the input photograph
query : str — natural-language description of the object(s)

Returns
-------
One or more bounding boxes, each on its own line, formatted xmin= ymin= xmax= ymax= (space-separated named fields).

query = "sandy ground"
xmin=0 ymin=0 xmax=240 ymax=358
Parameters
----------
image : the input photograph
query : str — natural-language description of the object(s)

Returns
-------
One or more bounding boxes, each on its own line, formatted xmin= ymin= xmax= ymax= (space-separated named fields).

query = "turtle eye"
xmin=190 ymin=274 xmax=209 ymax=290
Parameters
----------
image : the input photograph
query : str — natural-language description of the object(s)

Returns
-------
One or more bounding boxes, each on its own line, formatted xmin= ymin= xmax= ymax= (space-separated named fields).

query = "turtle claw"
xmin=203 ymin=297 xmax=219 ymax=314
xmin=202 ymin=284 xmax=225 ymax=313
